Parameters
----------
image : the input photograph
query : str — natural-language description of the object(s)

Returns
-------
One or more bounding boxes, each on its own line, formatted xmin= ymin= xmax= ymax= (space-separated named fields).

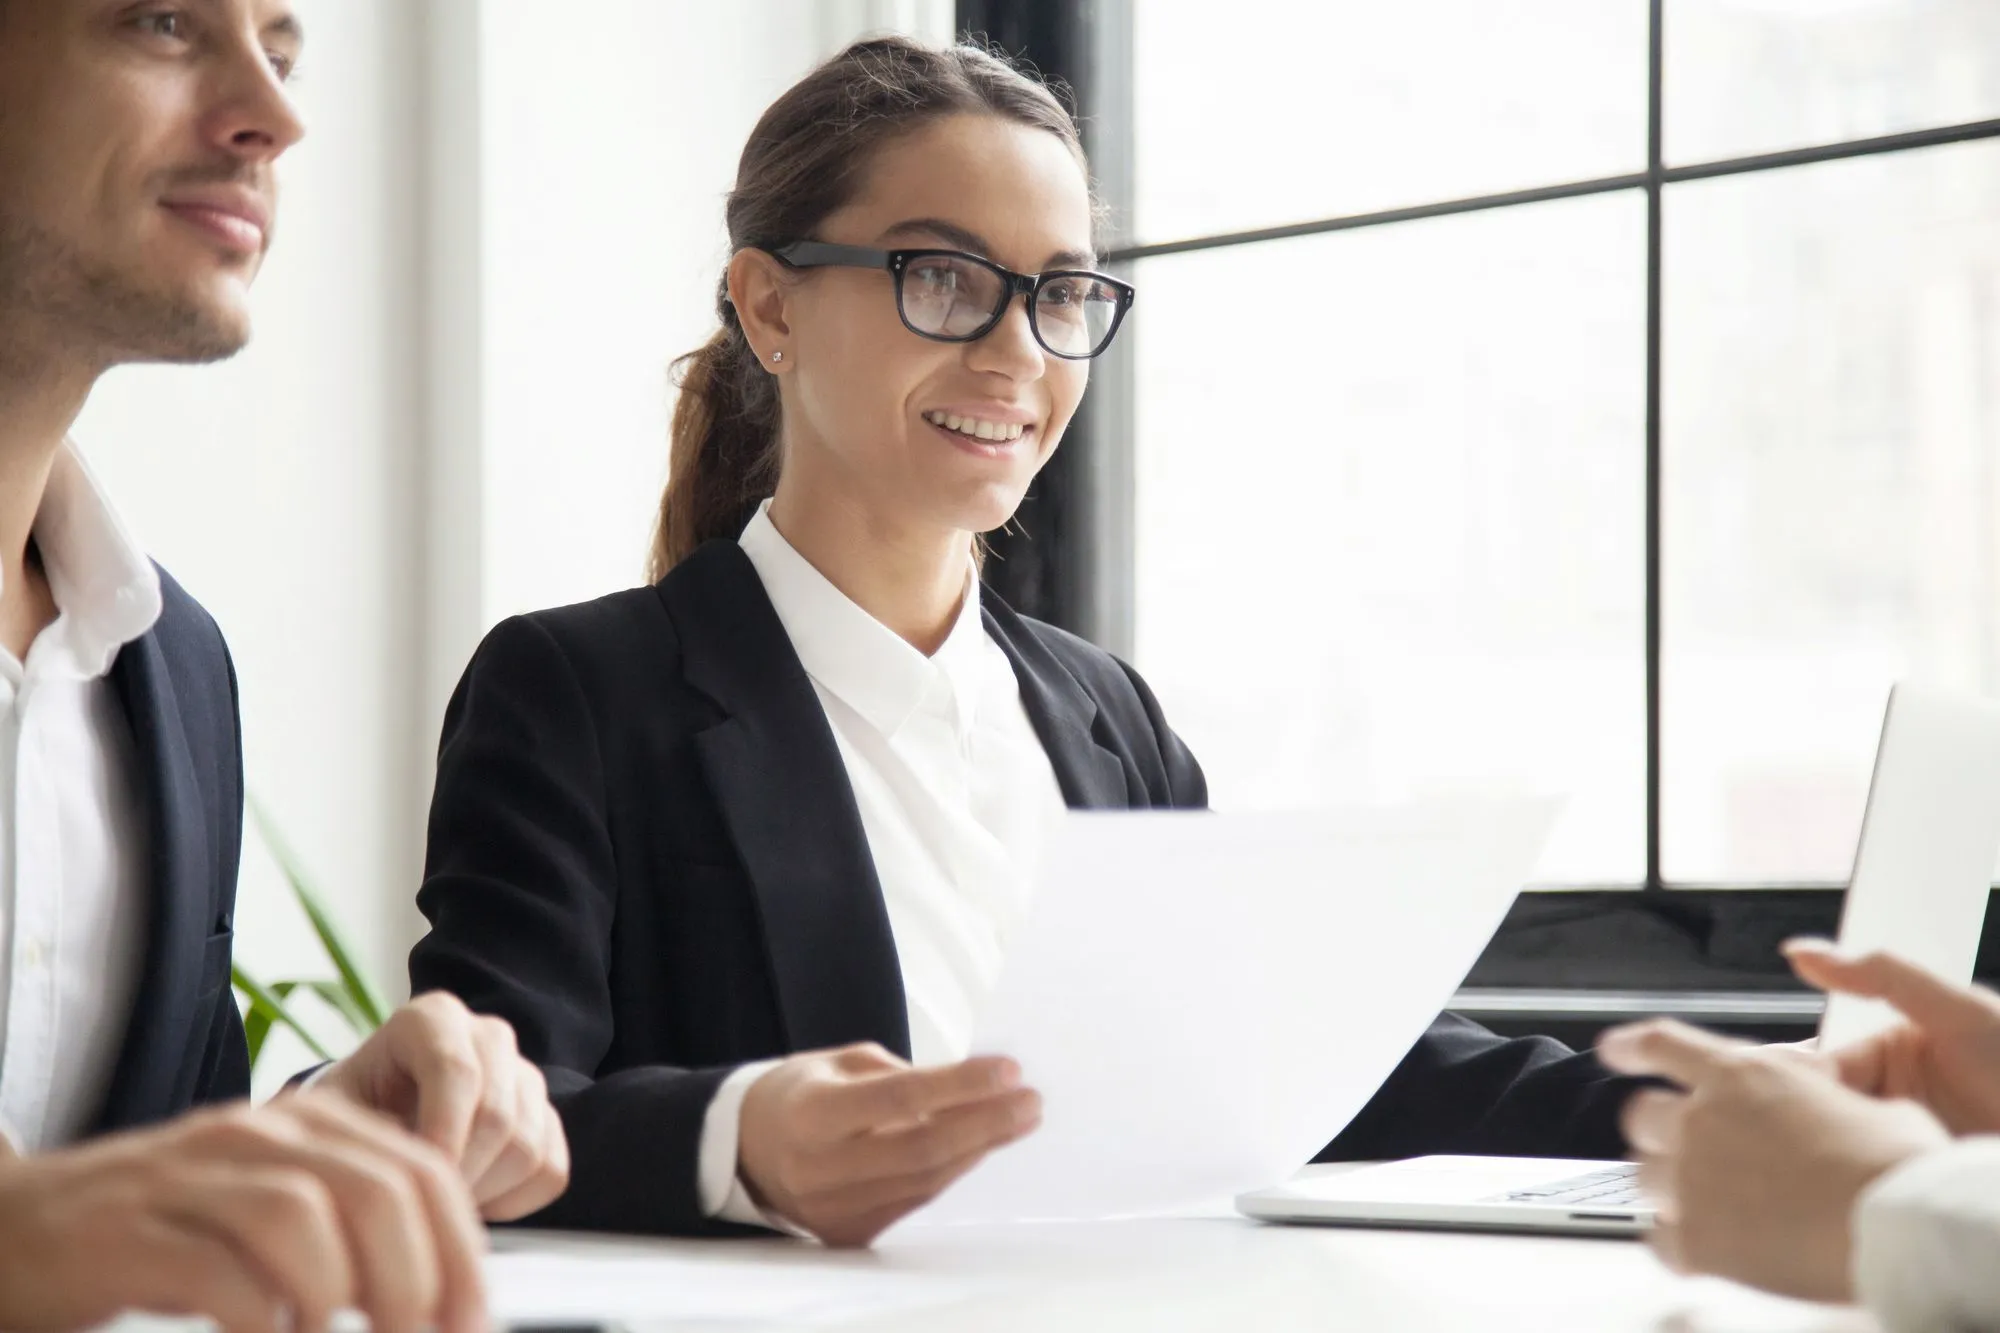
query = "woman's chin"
xmin=955 ymin=491 xmax=1031 ymax=539
xmin=887 ymin=476 xmax=1025 ymax=539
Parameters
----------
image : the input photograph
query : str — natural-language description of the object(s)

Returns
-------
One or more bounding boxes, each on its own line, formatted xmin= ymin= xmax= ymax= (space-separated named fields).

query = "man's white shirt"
xmin=0 ymin=445 xmax=160 ymax=1152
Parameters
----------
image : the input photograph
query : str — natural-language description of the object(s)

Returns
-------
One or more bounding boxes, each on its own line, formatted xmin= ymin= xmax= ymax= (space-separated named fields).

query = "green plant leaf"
xmin=241 ymin=978 xmax=303 ymax=1067
xmin=244 ymin=1004 xmax=271 ymax=1065
xmin=306 ymin=979 xmax=376 ymax=1038
xmin=232 ymin=964 xmax=335 ymax=1064
xmin=246 ymin=795 xmax=389 ymax=1031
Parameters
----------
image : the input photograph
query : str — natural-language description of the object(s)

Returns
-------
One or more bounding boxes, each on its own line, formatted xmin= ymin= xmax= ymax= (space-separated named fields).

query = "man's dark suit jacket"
xmin=87 ymin=567 xmax=249 ymax=1134
xmin=411 ymin=540 xmax=1636 ymax=1236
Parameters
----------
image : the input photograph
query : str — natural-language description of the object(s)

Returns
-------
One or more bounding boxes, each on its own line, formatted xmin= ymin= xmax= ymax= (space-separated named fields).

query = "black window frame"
xmin=962 ymin=0 xmax=2000 ymax=1036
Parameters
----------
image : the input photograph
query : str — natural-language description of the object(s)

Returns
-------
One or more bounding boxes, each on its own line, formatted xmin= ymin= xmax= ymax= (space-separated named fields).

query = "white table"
xmin=107 ymin=1167 xmax=1884 ymax=1333
xmin=486 ymin=1165 xmax=1882 ymax=1333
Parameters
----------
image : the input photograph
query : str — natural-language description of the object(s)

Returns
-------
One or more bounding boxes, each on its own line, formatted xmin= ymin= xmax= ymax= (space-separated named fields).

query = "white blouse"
xmin=695 ymin=502 xmax=1067 ymax=1226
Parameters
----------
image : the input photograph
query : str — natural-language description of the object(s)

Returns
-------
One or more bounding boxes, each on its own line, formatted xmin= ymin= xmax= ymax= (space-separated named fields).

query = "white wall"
xmin=69 ymin=0 xmax=949 ymax=1096
xmin=474 ymin=1 xmax=953 ymax=627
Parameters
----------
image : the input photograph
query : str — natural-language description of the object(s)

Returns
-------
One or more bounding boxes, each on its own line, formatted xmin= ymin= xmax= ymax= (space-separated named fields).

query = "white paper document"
xmin=905 ymin=796 xmax=1560 ymax=1227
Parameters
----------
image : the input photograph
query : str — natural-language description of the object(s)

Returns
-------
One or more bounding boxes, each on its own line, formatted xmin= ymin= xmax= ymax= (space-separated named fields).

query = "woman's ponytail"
xmin=648 ymin=284 xmax=781 ymax=581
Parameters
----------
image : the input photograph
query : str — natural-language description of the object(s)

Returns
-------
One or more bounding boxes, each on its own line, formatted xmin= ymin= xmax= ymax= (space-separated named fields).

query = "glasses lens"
xmin=900 ymin=255 xmax=1006 ymax=339
xmin=1033 ymin=275 xmax=1125 ymax=357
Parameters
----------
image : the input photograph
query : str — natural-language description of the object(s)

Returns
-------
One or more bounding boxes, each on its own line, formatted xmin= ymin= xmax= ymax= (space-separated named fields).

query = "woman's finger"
xmin=818 ymin=1058 xmax=1023 ymax=1138
xmin=1786 ymin=940 xmax=2000 ymax=1031
xmin=825 ymin=1088 xmax=1041 ymax=1189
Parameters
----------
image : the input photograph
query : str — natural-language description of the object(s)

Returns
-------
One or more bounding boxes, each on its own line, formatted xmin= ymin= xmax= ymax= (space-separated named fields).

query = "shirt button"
xmin=21 ymin=939 xmax=45 ymax=970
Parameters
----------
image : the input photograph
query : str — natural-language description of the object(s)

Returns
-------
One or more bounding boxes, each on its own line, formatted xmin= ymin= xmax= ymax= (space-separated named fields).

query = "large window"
xmin=1131 ymin=3 xmax=1648 ymax=238
xmin=1131 ymin=196 xmax=1648 ymax=884
xmin=1664 ymin=138 xmax=2000 ymax=884
xmin=954 ymin=0 xmax=2000 ymax=1010
xmin=1102 ymin=0 xmax=2000 ymax=898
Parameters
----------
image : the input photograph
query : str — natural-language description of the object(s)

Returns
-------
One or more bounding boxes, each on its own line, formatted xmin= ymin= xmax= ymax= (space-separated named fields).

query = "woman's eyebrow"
xmin=877 ymin=218 xmax=1098 ymax=271
xmin=878 ymin=218 xmax=993 ymax=253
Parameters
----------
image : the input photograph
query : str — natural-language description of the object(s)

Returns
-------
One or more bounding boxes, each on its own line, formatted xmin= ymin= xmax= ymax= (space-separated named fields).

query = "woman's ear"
xmin=728 ymin=248 xmax=793 ymax=369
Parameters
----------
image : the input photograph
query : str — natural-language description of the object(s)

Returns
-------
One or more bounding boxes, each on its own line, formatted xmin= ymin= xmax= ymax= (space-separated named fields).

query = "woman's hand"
xmin=1600 ymin=1018 xmax=1950 ymax=1302
xmin=737 ymin=1043 xmax=1041 ymax=1246
xmin=1786 ymin=939 xmax=2000 ymax=1135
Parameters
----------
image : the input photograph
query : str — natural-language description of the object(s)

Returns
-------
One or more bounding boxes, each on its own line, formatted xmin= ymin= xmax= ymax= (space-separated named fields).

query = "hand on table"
xmin=1600 ymin=1018 xmax=1949 ymax=1302
xmin=312 ymin=990 xmax=568 ymax=1220
xmin=0 ymin=1093 xmax=486 ymax=1333
xmin=738 ymin=1043 xmax=1041 ymax=1247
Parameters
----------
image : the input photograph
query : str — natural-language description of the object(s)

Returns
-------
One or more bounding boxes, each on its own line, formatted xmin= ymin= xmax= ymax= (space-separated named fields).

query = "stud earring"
xmin=770 ymin=351 xmax=784 ymax=364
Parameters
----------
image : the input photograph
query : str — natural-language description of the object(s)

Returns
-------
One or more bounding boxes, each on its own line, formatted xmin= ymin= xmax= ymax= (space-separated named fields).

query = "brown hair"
xmin=647 ymin=35 xmax=1090 ymax=580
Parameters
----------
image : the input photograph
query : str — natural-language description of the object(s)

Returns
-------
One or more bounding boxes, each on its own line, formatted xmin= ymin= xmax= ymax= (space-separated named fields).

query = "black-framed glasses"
xmin=772 ymin=241 xmax=1135 ymax=361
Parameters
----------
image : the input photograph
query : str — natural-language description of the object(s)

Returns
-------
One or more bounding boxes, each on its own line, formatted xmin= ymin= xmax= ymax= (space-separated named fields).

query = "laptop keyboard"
xmin=1486 ymin=1164 xmax=1644 ymax=1209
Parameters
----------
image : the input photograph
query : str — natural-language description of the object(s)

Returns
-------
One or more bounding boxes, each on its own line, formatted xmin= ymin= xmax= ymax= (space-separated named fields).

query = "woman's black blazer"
xmin=410 ymin=539 xmax=1636 ymax=1236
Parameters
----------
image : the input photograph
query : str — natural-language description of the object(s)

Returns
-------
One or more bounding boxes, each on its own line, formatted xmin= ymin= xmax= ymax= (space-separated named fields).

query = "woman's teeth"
xmin=924 ymin=410 xmax=1026 ymax=443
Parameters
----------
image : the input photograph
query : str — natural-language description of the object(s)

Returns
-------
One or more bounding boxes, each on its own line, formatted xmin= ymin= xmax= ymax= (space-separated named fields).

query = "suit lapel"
xmin=661 ymin=543 xmax=911 ymax=1059
xmin=981 ymin=596 xmax=1132 ymax=810
xmin=95 ymin=629 xmax=212 ymax=1132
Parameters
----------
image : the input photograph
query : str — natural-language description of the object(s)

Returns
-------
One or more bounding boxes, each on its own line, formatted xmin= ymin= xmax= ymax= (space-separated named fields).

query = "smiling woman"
xmin=408 ymin=32 xmax=1642 ymax=1249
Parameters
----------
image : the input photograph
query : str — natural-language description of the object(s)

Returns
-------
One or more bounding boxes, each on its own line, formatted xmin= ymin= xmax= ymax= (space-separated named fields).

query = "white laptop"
xmin=1237 ymin=682 xmax=2000 ymax=1238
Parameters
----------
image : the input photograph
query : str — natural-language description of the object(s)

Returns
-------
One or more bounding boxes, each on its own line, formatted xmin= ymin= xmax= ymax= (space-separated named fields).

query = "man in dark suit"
xmin=0 ymin=3 xmax=566 ymax=1329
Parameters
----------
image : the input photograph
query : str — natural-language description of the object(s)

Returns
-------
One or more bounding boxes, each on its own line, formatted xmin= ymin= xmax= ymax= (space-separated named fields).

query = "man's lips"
xmin=160 ymin=192 xmax=270 ymax=256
